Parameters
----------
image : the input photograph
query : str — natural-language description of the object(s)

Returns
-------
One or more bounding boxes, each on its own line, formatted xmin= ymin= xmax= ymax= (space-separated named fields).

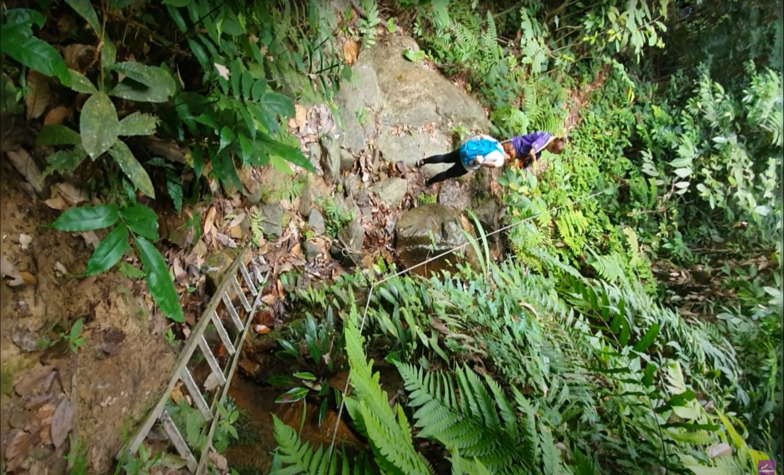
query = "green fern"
xmin=250 ymin=207 xmax=263 ymax=247
xmin=394 ymin=363 xmax=526 ymax=473
xmin=555 ymin=206 xmax=589 ymax=255
xmin=344 ymin=304 xmax=433 ymax=475
xmin=271 ymin=415 xmax=373 ymax=474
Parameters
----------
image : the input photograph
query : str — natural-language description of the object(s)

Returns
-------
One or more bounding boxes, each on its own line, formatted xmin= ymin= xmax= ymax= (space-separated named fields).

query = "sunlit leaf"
xmin=134 ymin=235 xmax=184 ymax=323
xmin=51 ymin=204 xmax=119 ymax=232
xmin=84 ymin=224 xmax=129 ymax=275
xmin=109 ymin=141 xmax=155 ymax=198
xmin=81 ymin=92 xmax=119 ymax=158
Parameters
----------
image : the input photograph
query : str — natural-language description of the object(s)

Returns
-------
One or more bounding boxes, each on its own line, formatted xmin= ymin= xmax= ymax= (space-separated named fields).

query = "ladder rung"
xmin=198 ymin=335 xmax=227 ymax=388
xmin=180 ymin=368 xmax=212 ymax=422
xmin=239 ymin=261 xmax=258 ymax=296
xmin=221 ymin=292 xmax=244 ymax=332
xmin=210 ymin=311 xmax=235 ymax=356
xmin=232 ymin=275 xmax=252 ymax=312
xmin=160 ymin=409 xmax=198 ymax=473
xmin=251 ymin=261 xmax=263 ymax=286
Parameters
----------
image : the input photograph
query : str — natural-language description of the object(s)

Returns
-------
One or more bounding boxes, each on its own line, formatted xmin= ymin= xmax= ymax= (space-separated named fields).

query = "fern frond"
xmin=345 ymin=305 xmax=432 ymax=474
xmin=272 ymin=414 xmax=339 ymax=475
xmin=395 ymin=363 xmax=523 ymax=472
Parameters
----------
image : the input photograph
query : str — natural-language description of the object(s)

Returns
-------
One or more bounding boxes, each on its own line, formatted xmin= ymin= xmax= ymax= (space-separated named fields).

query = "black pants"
xmin=422 ymin=149 xmax=469 ymax=185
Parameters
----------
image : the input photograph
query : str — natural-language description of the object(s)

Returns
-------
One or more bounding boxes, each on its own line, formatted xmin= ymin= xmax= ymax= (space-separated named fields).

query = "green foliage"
xmin=0 ymin=9 xmax=71 ymax=85
xmin=395 ymin=363 xmax=529 ymax=472
xmin=344 ymin=305 xmax=433 ymax=474
xmin=271 ymin=415 xmax=373 ymax=474
xmin=317 ymin=197 xmax=354 ymax=238
xmin=51 ymin=203 xmax=184 ymax=323
xmin=60 ymin=318 xmax=86 ymax=353
xmin=64 ymin=433 xmax=89 ymax=474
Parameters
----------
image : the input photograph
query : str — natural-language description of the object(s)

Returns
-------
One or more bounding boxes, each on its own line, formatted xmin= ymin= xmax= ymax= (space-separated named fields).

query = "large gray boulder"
xmin=370 ymin=177 xmax=408 ymax=209
xmin=395 ymin=204 xmax=479 ymax=276
xmin=334 ymin=60 xmax=383 ymax=153
xmin=335 ymin=34 xmax=491 ymax=172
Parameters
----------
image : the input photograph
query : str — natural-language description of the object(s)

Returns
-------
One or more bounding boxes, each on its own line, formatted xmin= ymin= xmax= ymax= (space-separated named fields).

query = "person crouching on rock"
xmin=415 ymin=134 xmax=507 ymax=186
xmin=501 ymin=132 xmax=566 ymax=170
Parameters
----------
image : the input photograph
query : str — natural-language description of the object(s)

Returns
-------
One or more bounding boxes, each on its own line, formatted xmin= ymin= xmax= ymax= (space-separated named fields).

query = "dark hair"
xmin=550 ymin=137 xmax=566 ymax=154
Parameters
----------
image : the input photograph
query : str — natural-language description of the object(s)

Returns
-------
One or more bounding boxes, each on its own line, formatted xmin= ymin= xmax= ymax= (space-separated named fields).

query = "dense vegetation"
xmin=1 ymin=0 xmax=781 ymax=473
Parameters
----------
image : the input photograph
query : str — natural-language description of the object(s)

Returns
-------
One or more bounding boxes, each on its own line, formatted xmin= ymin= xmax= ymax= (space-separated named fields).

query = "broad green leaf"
xmin=81 ymin=92 xmax=119 ymax=159
xmin=102 ymin=37 xmax=117 ymax=69
xmin=166 ymin=180 xmax=183 ymax=213
xmin=754 ymin=205 xmax=770 ymax=216
xmin=669 ymin=157 xmax=691 ymax=168
xmin=44 ymin=148 xmax=87 ymax=176
xmin=673 ymin=167 xmax=692 ymax=178
xmin=3 ymin=9 xmax=46 ymax=28
xmin=64 ymin=0 xmax=101 ymax=34
xmin=0 ymin=23 xmax=71 ymax=86
xmin=109 ymin=62 xmax=176 ymax=103
xmin=84 ymin=224 xmax=129 ymax=276
xmin=218 ymin=126 xmax=234 ymax=152
xmin=259 ymin=91 xmax=294 ymax=117
xmin=51 ymin=204 xmax=119 ymax=232
xmin=258 ymin=133 xmax=315 ymax=172
xmin=67 ymin=69 xmax=97 ymax=94
xmin=69 ymin=318 xmax=83 ymax=339
xmin=37 ymin=125 xmax=81 ymax=146
xmin=274 ymin=387 xmax=309 ymax=403
xmin=632 ymin=323 xmax=660 ymax=352
xmin=133 ymin=236 xmax=184 ymax=323
xmin=293 ymin=372 xmax=317 ymax=381
xmin=118 ymin=112 xmax=160 ymax=136
xmin=247 ymin=103 xmax=279 ymax=134
xmin=269 ymin=154 xmax=294 ymax=176
xmin=162 ymin=0 xmax=191 ymax=7
xmin=120 ymin=203 xmax=159 ymax=240
xmin=109 ymin=141 xmax=155 ymax=198
xmin=403 ymin=49 xmax=425 ymax=62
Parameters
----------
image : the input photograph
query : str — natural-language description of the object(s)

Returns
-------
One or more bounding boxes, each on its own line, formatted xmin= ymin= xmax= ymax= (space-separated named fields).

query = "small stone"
xmin=320 ymin=135 xmax=341 ymax=183
xmin=343 ymin=174 xmax=362 ymax=198
xmin=259 ymin=203 xmax=289 ymax=238
xmin=330 ymin=217 xmax=365 ymax=267
xmin=437 ymin=180 xmax=470 ymax=209
xmin=370 ymin=177 xmax=408 ymax=209
xmin=339 ymin=149 xmax=355 ymax=172
xmin=308 ymin=209 xmax=326 ymax=235
xmin=304 ymin=240 xmax=323 ymax=261
xmin=308 ymin=142 xmax=322 ymax=170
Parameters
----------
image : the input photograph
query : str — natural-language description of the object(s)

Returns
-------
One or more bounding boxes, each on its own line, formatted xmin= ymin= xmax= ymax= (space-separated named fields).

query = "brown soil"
xmin=0 ymin=156 xmax=176 ymax=474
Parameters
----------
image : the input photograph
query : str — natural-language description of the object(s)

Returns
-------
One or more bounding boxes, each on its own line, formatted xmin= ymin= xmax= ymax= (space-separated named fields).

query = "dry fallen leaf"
xmin=18 ymin=234 xmax=32 ymax=250
xmin=99 ymin=327 xmax=126 ymax=356
xmin=44 ymin=106 xmax=71 ymax=125
xmin=343 ymin=38 xmax=359 ymax=66
xmin=63 ymin=44 xmax=96 ymax=71
xmin=1 ymin=256 xmax=24 ymax=286
xmin=215 ymin=232 xmax=237 ymax=248
xmin=25 ymin=71 xmax=50 ymax=120
xmin=204 ymin=373 xmax=221 ymax=392
xmin=173 ymin=257 xmax=188 ymax=287
xmin=253 ymin=324 xmax=271 ymax=335
xmin=19 ymin=271 xmax=36 ymax=285
xmin=204 ymin=206 xmax=217 ymax=236
xmin=79 ymin=231 xmax=101 ymax=249
xmin=54 ymin=261 xmax=69 ymax=278
xmin=13 ymin=365 xmax=55 ymax=397
xmin=214 ymin=63 xmax=230 ymax=80
xmin=294 ymin=104 xmax=308 ymax=133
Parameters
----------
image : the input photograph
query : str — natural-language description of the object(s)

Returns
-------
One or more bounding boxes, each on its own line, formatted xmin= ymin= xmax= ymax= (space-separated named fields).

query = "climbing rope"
xmin=325 ymin=186 xmax=615 ymax=465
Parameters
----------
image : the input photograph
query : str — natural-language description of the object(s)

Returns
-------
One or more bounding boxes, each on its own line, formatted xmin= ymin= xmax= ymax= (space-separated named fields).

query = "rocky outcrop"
xmin=335 ymin=34 xmax=491 ymax=176
xmin=395 ymin=204 xmax=479 ymax=276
